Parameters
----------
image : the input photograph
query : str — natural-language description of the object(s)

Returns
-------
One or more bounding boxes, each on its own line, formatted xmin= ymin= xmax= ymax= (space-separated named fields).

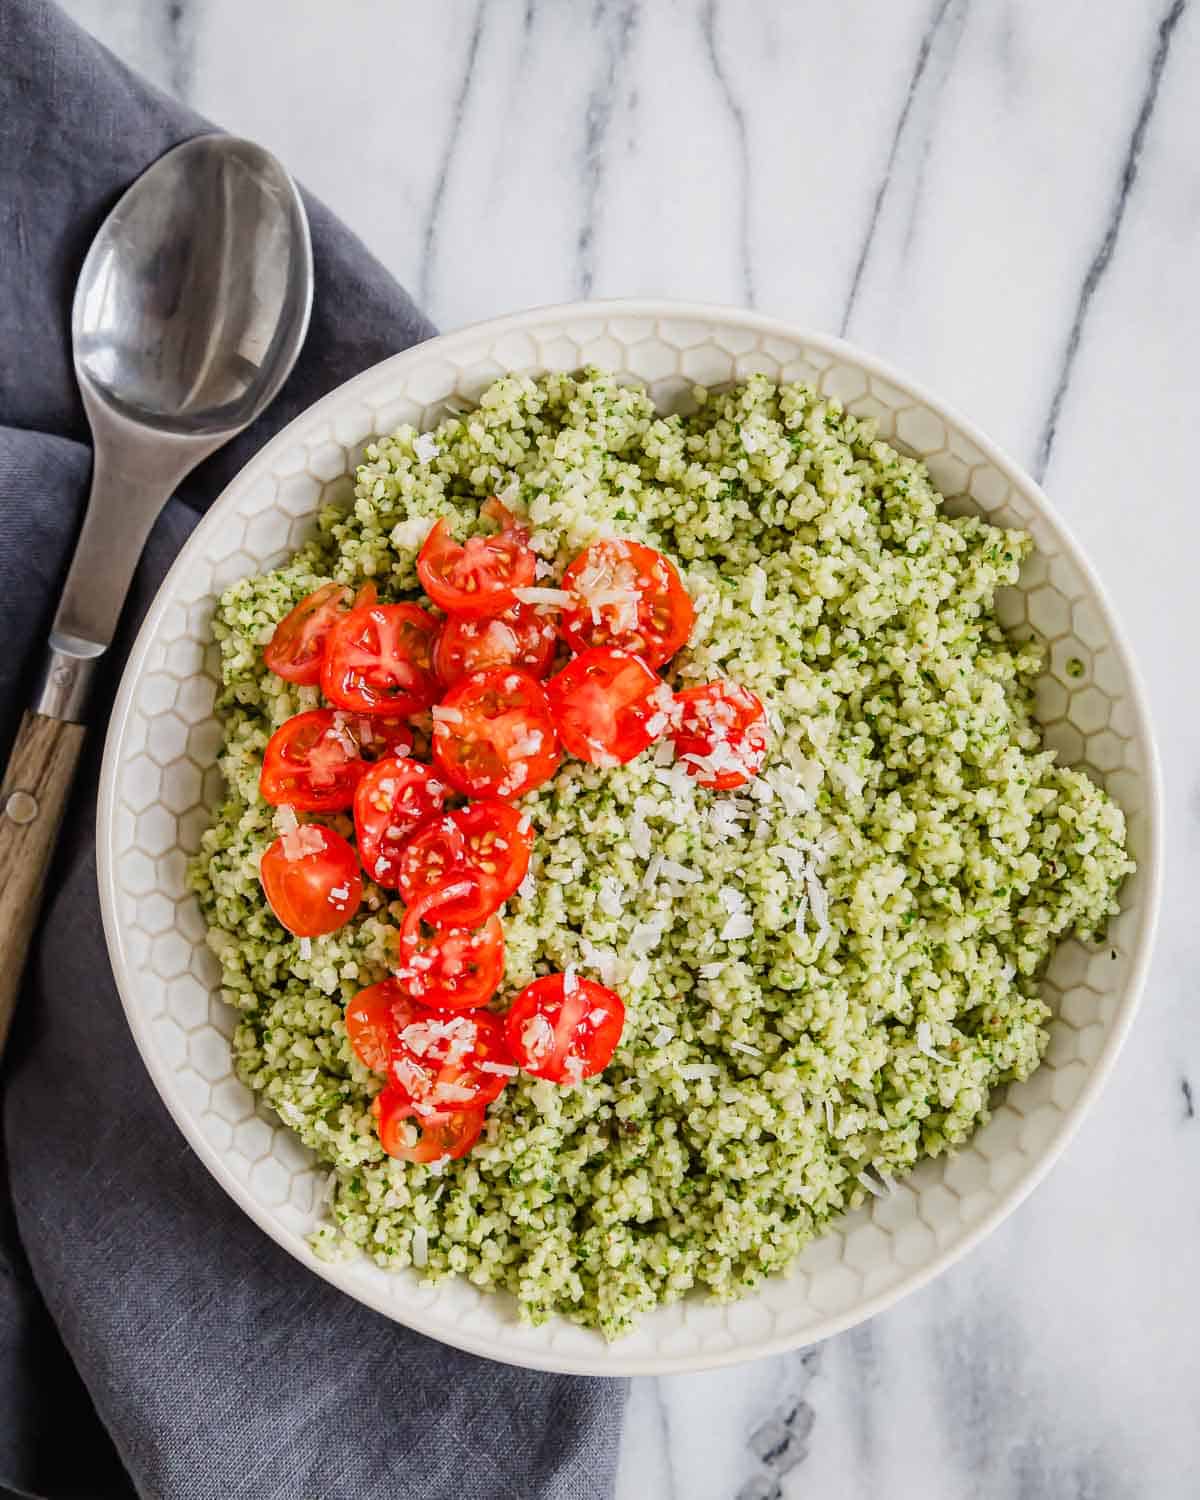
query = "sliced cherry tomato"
xmin=344 ymin=977 xmax=418 ymax=1073
xmin=389 ymin=1007 xmax=515 ymax=1110
xmin=263 ymin=581 xmax=376 ymax=684
xmin=260 ymin=824 xmax=362 ymax=937
xmin=394 ymin=880 xmax=506 ymax=1009
xmin=395 ymin=816 xmax=478 ymax=923
xmin=671 ymin=681 xmax=768 ymax=789
xmin=353 ymin=755 xmax=448 ymax=886
xmin=504 ymin=972 xmax=625 ymax=1084
xmin=397 ymin=802 xmax=533 ymax=927
xmin=454 ymin=801 xmax=533 ymax=905
xmin=431 ymin=668 xmax=561 ymax=799
xmin=348 ymin=711 xmax=414 ymax=762
xmin=546 ymin=648 xmax=673 ymax=767
xmin=321 ymin=601 xmax=440 ymax=716
xmin=433 ymin=602 xmax=557 ymax=685
xmin=417 ymin=502 xmax=537 ymax=619
xmin=259 ymin=709 xmax=367 ymax=812
xmin=560 ymin=540 xmax=694 ymax=667
xmin=373 ymin=1087 xmax=485 ymax=1163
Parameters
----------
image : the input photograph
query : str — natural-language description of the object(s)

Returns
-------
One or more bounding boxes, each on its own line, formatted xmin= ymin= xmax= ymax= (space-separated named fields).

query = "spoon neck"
xmin=32 ymin=641 xmax=102 ymax=724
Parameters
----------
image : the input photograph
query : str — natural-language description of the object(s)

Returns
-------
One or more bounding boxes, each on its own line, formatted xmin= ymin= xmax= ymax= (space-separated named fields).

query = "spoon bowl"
xmin=73 ymin=135 xmax=312 ymax=437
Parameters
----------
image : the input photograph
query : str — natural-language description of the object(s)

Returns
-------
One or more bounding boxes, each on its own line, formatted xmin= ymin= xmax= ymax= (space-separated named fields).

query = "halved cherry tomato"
xmin=373 ymin=1088 xmax=485 ymax=1163
xmin=546 ymin=648 xmax=673 ymax=766
xmin=260 ymin=824 xmax=362 ymax=937
xmin=455 ymin=801 xmax=532 ymax=905
xmin=390 ymin=1007 xmax=515 ymax=1110
xmin=560 ymin=540 xmax=694 ymax=668
xmin=259 ymin=709 xmax=367 ymax=812
xmin=348 ymin=712 xmax=414 ymax=762
xmin=321 ymin=601 xmax=440 ymax=716
xmin=433 ymin=602 xmax=557 ymax=685
xmin=263 ymin=581 xmax=376 ymax=684
xmin=417 ymin=502 xmax=537 ymax=619
xmin=344 ymin=977 xmax=419 ymax=1073
xmin=394 ymin=880 xmax=506 ymax=1009
xmin=671 ymin=681 xmax=768 ymax=789
xmin=353 ymin=755 xmax=447 ymax=886
xmin=397 ymin=802 xmax=533 ymax=927
xmin=504 ymin=972 xmax=625 ymax=1084
xmin=431 ymin=668 xmax=560 ymax=799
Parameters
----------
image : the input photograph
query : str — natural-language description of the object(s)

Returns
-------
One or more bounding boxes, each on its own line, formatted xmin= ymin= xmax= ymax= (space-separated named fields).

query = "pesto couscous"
xmin=194 ymin=371 xmax=1133 ymax=1339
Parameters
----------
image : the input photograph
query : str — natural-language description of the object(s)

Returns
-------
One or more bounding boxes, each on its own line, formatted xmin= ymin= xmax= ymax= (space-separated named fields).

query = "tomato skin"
xmin=504 ymin=973 xmax=625 ymax=1084
xmin=344 ymin=978 xmax=414 ymax=1073
xmin=260 ymin=824 xmax=363 ymax=937
xmin=394 ymin=881 xmax=506 ymax=1009
xmin=397 ymin=802 xmax=533 ymax=927
xmin=259 ymin=709 xmax=367 ymax=812
xmin=546 ymin=648 xmax=672 ymax=766
xmin=560 ymin=540 xmax=695 ymax=668
xmin=433 ymin=602 xmax=557 ymax=685
xmin=417 ymin=506 xmax=537 ymax=619
xmin=671 ymin=681 xmax=768 ymax=789
xmin=389 ymin=1007 xmax=515 ymax=1110
xmin=373 ymin=1088 xmax=485 ymax=1163
xmin=352 ymin=755 xmax=448 ymax=887
xmin=321 ymin=601 xmax=440 ymax=716
xmin=431 ymin=668 xmax=561 ymax=800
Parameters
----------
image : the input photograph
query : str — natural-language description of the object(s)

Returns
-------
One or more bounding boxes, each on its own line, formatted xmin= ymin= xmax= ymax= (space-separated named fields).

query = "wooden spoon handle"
xmin=0 ymin=711 xmax=87 ymax=1052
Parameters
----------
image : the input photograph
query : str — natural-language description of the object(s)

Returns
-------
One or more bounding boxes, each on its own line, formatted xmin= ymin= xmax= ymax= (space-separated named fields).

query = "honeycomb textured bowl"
xmin=98 ymin=301 xmax=1161 ymax=1375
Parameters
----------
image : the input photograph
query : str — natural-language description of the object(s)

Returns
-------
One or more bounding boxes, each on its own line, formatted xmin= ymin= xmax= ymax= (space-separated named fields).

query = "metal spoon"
xmin=0 ymin=133 xmax=313 ymax=1050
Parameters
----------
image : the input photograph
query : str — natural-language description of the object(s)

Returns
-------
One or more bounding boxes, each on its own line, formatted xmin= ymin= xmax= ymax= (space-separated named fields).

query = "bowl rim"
xmin=97 ymin=298 xmax=1164 ymax=1375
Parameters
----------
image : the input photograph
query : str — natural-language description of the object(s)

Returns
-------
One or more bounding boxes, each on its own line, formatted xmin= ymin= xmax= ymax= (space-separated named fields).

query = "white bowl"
xmin=98 ymin=301 xmax=1161 ymax=1375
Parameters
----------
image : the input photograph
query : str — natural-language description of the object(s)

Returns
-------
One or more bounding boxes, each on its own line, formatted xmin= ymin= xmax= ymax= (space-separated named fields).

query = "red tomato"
xmin=373 ymin=1088 xmax=484 ymax=1163
xmin=433 ymin=602 xmax=557 ymax=685
xmin=344 ymin=977 xmax=416 ymax=1073
xmin=393 ymin=881 xmax=506 ymax=1009
xmin=455 ymin=801 xmax=533 ymax=906
xmin=671 ymin=681 xmax=768 ymax=789
xmin=397 ymin=802 xmax=533 ymax=927
xmin=389 ymin=1007 xmax=516 ymax=1110
xmin=431 ymin=668 xmax=561 ymax=800
xmin=259 ymin=709 xmax=367 ymax=812
xmin=348 ymin=712 xmax=414 ymax=762
xmin=560 ymin=540 xmax=694 ymax=667
xmin=263 ymin=581 xmax=377 ymax=684
xmin=352 ymin=755 xmax=448 ymax=887
xmin=546 ymin=648 xmax=673 ymax=766
xmin=321 ymin=601 xmax=440 ymax=716
xmin=260 ymin=824 xmax=362 ymax=937
xmin=395 ymin=816 xmax=479 ymax=924
xmin=504 ymin=972 xmax=625 ymax=1084
xmin=417 ymin=502 xmax=537 ymax=619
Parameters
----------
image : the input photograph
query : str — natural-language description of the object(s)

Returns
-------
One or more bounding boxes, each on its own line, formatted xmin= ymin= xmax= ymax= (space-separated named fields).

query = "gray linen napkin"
xmin=0 ymin=3 xmax=627 ymax=1496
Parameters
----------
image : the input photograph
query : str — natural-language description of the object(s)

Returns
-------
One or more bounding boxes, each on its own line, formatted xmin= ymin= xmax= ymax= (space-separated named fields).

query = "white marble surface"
xmin=57 ymin=1 xmax=1200 ymax=1495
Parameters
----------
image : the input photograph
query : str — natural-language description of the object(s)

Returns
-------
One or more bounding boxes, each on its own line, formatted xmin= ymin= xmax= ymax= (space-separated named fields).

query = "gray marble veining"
xmin=50 ymin=2 xmax=1200 ymax=1495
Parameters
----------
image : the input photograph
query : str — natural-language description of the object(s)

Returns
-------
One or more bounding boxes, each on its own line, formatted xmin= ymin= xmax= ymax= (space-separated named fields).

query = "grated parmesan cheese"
xmin=390 ymin=514 xmax=435 ymax=552
xmin=729 ymin=1039 xmax=761 ymax=1057
xmin=512 ymin=586 xmax=573 ymax=607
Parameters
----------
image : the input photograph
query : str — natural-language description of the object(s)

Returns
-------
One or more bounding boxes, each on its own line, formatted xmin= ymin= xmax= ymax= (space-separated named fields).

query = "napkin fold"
xmin=0 ymin=3 xmax=627 ymax=1495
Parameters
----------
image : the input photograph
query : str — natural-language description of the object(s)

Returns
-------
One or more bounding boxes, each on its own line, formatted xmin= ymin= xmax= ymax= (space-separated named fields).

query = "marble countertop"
xmin=57 ymin=1 xmax=1199 ymax=1495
